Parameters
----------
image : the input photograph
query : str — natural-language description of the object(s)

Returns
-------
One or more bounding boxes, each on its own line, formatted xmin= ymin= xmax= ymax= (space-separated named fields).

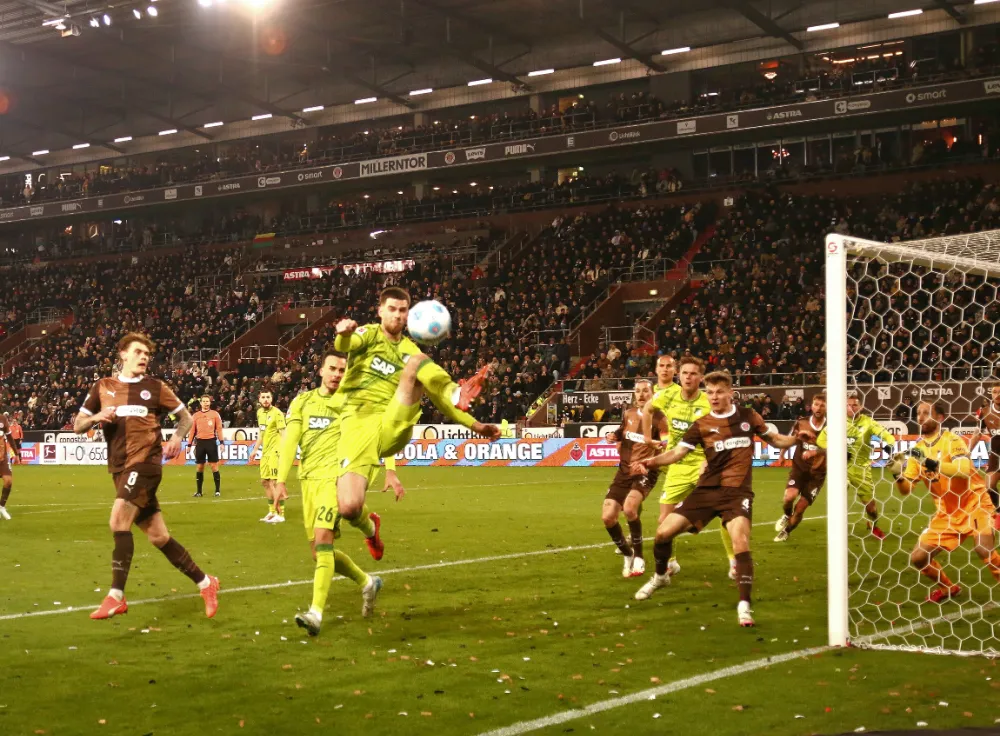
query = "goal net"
xmin=825 ymin=229 xmax=1000 ymax=657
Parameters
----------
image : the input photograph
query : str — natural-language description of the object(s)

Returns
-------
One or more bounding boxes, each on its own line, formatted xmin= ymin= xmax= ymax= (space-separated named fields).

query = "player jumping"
xmin=847 ymin=395 xmax=896 ymax=540
xmin=0 ymin=412 xmax=20 ymax=520
xmin=642 ymin=356 xmax=726 ymax=577
xmin=333 ymin=287 xmax=499 ymax=557
xmin=632 ymin=371 xmax=798 ymax=627
xmin=276 ymin=349 xmax=385 ymax=636
xmin=889 ymin=400 xmax=1000 ymax=603
xmin=250 ymin=388 xmax=287 ymax=523
xmin=76 ymin=332 xmax=220 ymax=620
xmin=603 ymin=379 xmax=666 ymax=578
xmin=775 ymin=392 xmax=827 ymax=542
xmin=972 ymin=384 xmax=1000 ymax=530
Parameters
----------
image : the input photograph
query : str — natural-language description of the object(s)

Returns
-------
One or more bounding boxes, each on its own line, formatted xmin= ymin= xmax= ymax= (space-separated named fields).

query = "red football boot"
xmin=200 ymin=575 xmax=221 ymax=618
xmin=455 ymin=364 xmax=492 ymax=411
xmin=365 ymin=512 xmax=384 ymax=561
xmin=926 ymin=584 xmax=961 ymax=604
xmin=90 ymin=594 xmax=128 ymax=620
xmin=871 ymin=525 xmax=887 ymax=541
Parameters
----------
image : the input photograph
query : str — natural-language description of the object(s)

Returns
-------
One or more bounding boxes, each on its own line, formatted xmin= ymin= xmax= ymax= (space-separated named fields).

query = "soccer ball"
xmin=407 ymin=300 xmax=451 ymax=345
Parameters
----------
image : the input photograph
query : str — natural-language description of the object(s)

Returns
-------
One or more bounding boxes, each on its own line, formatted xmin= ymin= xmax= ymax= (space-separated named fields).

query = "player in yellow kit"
xmin=250 ymin=388 xmax=287 ymax=523
xmin=890 ymin=401 xmax=1000 ymax=604
xmin=275 ymin=349 xmax=388 ymax=636
xmin=333 ymin=286 xmax=499 ymax=558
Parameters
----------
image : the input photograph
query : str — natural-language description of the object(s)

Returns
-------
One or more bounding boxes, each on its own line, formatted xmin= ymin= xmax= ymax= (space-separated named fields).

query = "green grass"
xmin=1 ymin=466 xmax=999 ymax=735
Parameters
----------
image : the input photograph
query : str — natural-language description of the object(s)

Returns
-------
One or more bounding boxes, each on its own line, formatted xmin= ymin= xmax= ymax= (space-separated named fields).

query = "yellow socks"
xmin=309 ymin=544 xmax=335 ymax=616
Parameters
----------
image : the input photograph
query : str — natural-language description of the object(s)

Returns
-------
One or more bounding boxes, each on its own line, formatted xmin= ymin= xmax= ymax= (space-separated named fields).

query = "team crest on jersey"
xmin=140 ymin=389 xmax=152 ymax=400
xmin=356 ymin=327 xmax=367 ymax=335
xmin=694 ymin=409 xmax=703 ymax=417
xmin=740 ymin=422 xmax=750 ymax=431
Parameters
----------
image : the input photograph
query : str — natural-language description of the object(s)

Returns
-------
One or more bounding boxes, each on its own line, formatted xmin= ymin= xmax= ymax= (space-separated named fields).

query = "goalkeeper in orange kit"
xmin=890 ymin=401 xmax=1000 ymax=604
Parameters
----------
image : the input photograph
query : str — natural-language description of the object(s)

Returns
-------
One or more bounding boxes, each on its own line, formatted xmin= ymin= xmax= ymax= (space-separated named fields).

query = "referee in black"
xmin=188 ymin=395 xmax=223 ymax=497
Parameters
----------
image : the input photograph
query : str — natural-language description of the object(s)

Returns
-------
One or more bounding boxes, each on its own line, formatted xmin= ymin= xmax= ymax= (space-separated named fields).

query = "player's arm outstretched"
xmin=274 ymin=397 xmax=305 ymax=500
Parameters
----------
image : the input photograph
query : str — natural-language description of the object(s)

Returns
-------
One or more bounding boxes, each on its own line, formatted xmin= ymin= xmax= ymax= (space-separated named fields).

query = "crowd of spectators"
xmin=3 ymin=38 xmax=997 ymax=208
xmin=4 ymin=168 xmax=999 ymax=430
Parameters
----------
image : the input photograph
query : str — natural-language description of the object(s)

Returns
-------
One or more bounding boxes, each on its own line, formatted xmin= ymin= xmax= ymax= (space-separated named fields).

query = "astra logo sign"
xmin=767 ymin=109 xmax=802 ymax=121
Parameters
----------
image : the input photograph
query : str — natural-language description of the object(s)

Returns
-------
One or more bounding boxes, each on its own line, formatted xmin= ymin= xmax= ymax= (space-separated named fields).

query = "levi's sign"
xmin=359 ymin=153 xmax=428 ymax=177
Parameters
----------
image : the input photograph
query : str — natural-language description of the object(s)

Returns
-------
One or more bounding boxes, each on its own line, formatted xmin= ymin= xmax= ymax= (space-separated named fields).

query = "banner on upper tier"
xmin=16 ymin=435 xmax=995 ymax=468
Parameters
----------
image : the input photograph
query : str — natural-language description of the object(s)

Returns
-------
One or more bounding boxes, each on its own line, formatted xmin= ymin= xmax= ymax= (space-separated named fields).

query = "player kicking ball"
xmin=277 ymin=349 xmax=386 ymax=636
xmin=250 ymin=388 xmax=287 ymax=523
xmin=77 ymin=332 xmax=219 ymax=620
xmin=775 ymin=393 xmax=827 ymax=542
xmin=603 ymin=379 xmax=667 ymax=578
xmin=890 ymin=401 xmax=1000 ymax=604
xmin=333 ymin=287 xmax=499 ymax=559
xmin=631 ymin=371 xmax=798 ymax=627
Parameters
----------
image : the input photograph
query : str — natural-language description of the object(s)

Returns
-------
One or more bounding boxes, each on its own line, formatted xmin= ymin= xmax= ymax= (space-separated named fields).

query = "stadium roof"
xmin=0 ymin=0 xmax=995 ymax=162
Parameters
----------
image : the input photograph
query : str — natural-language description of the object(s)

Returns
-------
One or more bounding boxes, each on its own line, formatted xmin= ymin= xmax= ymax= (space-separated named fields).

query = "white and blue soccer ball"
xmin=407 ymin=299 xmax=452 ymax=345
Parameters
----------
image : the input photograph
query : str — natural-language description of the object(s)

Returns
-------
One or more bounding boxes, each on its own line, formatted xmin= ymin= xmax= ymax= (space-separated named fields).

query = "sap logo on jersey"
xmin=671 ymin=418 xmax=692 ymax=431
xmin=713 ymin=437 xmax=752 ymax=452
xmin=308 ymin=417 xmax=333 ymax=430
xmin=371 ymin=357 xmax=397 ymax=376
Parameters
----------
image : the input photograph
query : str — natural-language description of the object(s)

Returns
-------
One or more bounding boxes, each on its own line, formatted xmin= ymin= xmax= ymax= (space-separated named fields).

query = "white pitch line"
xmin=0 ymin=513 xmax=828 ymax=622
xmin=11 ymin=477 xmax=613 ymax=515
xmin=475 ymin=645 xmax=834 ymax=736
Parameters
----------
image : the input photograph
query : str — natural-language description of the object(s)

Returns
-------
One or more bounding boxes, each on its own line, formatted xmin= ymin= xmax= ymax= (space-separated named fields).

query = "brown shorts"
xmin=787 ymin=465 xmax=826 ymax=506
xmin=605 ymin=469 xmax=658 ymax=505
xmin=113 ymin=470 xmax=162 ymax=524
xmin=987 ymin=440 xmax=999 ymax=473
xmin=673 ymin=486 xmax=753 ymax=532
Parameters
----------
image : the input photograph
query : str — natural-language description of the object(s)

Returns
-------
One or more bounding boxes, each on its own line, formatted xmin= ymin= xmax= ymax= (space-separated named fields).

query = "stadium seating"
xmin=3 ymin=168 xmax=999 ymax=430
xmin=3 ymin=43 xmax=996 ymax=207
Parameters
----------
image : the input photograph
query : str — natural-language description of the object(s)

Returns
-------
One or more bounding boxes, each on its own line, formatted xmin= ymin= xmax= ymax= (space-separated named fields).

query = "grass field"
xmin=2 ymin=465 xmax=1000 ymax=736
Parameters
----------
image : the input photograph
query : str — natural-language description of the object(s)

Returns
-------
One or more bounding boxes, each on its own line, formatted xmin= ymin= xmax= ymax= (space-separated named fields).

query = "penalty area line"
xmin=475 ymin=645 xmax=834 ymax=736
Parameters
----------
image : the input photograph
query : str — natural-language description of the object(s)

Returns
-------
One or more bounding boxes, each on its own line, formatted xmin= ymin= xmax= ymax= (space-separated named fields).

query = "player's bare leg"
xmin=657 ymin=502 xmax=682 ymax=576
xmin=775 ymin=494 xmax=810 ymax=542
xmin=602 ymin=498 xmax=634 ymax=577
xmin=972 ymin=533 xmax=1000 ymax=584
xmin=138 ymin=512 xmax=219 ymax=617
xmin=622 ymin=490 xmax=646 ymax=576
xmin=775 ymin=486 xmax=798 ymax=534
xmin=261 ymin=479 xmax=277 ymax=522
xmin=91 ymin=498 xmax=140 ymax=619
xmin=0 ymin=472 xmax=12 ymax=520
xmin=910 ymin=543 xmax=960 ymax=603
xmin=635 ymin=512 xmax=689 ymax=600
xmin=725 ymin=516 xmax=756 ymax=627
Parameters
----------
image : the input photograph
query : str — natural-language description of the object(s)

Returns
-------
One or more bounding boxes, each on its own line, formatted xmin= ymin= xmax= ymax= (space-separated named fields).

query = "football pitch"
xmin=2 ymin=466 xmax=999 ymax=736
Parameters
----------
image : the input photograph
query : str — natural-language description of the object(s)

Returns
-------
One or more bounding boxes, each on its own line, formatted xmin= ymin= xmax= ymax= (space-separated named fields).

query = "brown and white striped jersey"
xmin=80 ymin=375 xmax=185 ymax=474
xmin=680 ymin=406 xmax=769 ymax=492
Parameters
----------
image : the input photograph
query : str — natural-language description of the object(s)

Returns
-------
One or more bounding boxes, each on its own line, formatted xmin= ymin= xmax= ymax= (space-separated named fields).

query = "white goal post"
xmin=825 ymin=229 xmax=1000 ymax=654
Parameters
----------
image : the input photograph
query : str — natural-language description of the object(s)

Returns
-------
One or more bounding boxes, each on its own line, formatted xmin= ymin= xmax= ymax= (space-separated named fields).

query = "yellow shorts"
xmin=338 ymin=398 xmax=420 ymax=486
xmin=659 ymin=462 xmax=701 ymax=505
xmin=300 ymin=478 xmax=340 ymax=542
xmin=259 ymin=451 xmax=279 ymax=481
